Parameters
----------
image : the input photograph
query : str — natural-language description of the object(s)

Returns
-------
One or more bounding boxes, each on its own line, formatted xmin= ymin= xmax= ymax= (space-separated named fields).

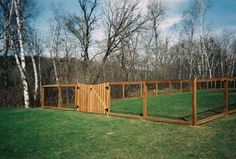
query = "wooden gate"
xmin=77 ymin=83 xmax=110 ymax=114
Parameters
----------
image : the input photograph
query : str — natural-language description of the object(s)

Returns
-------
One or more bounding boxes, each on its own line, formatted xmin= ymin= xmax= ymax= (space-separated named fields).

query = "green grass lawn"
xmin=0 ymin=108 xmax=236 ymax=158
xmin=111 ymin=89 xmax=236 ymax=121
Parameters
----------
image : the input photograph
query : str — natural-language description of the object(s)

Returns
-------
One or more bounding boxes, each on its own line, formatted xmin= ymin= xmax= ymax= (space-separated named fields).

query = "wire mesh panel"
xmin=125 ymin=84 xmax=141 ymax=98
xmin=61 ymin=86 xmax=76 ymax=108
xmin=182 ymin=82 xmax=192 ymax=92
xmin=196 ymin=81 xmax=224 ymax=121
xmin=215 ymin=81 xmax=224 ymax=89
xmin=157 ymin=82 xmax=170 ymax=95
xmin=44 ymin=86 xmax=58 ymax=107
xmin=228 ymin=80 xmax=236 ymax=112
xmin=110 ymin=83 xmax=143 ymax=116
xmin=147 ymin=80 xmax=192 ymax=123
xmin=147 ymin=83 xmax=157 ymax=96
xmin=110 ymin=85 xmax=123 ymax=99
xmin=171 ymin=82 xmax=181 ymax=94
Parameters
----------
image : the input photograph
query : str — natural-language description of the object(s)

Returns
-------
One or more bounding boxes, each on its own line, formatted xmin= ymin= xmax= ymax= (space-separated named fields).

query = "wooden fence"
xmin=41 ymin=77 xmax=236 ymax=126
xmin=42 ymin=83 xmax=110 ymax=114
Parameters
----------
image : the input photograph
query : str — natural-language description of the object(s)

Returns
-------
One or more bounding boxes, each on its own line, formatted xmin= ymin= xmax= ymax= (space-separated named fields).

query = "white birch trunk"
xmin=30 ymin=52 xmax=38 ymax=104
xmin=38 ymin=53 xmax=42 ymax=104
xmin=14 ymin=0 xmax=30 ymax=108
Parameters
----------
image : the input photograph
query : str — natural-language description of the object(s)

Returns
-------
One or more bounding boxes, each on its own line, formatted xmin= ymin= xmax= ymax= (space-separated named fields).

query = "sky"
xmin=35 ymin=0 xmax=236 ymax=42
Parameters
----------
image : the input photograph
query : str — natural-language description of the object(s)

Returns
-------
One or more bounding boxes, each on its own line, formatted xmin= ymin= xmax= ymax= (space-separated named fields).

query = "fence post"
xmin=224 ymin=80 xmax=228 ymax=115
xmin=143 ymin=82 xmax=147 ymax=118
xmin=41 ymin=86 xmax=44 ymax=109
xmin=122 ymin=84 xmax=125 ymax=99
xmin=58 ymin=85 xmax=62 ymax=108
xmin=192 ymin=78 xmax=197 ymax=126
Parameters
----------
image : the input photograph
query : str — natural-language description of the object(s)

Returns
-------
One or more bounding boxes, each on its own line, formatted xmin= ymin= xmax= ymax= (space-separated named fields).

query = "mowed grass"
xmin=0 ymin=108 xmax=236 ymax=158
xmin=111 ymin=89 xmax=236 ymax=120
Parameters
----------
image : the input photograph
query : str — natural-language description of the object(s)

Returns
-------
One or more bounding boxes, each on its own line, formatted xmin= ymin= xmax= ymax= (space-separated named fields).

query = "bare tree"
xmin=93 ymin=0 xmax=149 ymax=83
xmin=143 ymin=0 xmax=166 ymax=80
xmin=65 ymin=0 xmax=98 ymax=82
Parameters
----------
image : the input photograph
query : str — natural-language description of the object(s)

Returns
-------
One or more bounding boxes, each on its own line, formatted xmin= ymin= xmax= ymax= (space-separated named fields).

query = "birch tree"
xmin=13 ymin=0 xmax=30 ymax=108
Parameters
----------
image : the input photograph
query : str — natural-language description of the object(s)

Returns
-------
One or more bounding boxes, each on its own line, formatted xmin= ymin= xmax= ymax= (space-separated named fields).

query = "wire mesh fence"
xmin=196 ymin=80 xmax=225 ymax=121
xmin=42 ymin=85 xmax=77 ymax=110
xmin=110 ymin=83 xmax=143 ymax=116
xmin=146 ymin=80 xmax=192 ymax=124
xmin=42 ymin=77 xmax=236 ymax=125
xmin=109 ymin=78 xmax=236 ymax=125
xmin=44 ymin=86 xmax=58 ymax=107
xmin=61 ymin=86 xmax=76 ymax=109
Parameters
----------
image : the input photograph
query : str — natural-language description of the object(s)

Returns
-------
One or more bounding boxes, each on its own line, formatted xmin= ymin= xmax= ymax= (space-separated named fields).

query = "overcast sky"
xmin=35 ymin=0 xmax=236 ymax=41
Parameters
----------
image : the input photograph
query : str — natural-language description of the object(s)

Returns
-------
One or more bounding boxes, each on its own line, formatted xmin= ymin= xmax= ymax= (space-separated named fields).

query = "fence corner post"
xmin=192 ymin=78 xmax=197 ymax=126
xmin=224 ymin=79 xmax=228 ymax=115
xmin=143 ymin=81 xmax=147 ymax=118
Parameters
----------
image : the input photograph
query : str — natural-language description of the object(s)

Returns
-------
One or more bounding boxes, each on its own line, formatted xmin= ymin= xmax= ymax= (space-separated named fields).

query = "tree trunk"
xmin=14 ymin=0 xmax=30 ymax=108
xmin=30 ymin=53 xmax=38 ymax=106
